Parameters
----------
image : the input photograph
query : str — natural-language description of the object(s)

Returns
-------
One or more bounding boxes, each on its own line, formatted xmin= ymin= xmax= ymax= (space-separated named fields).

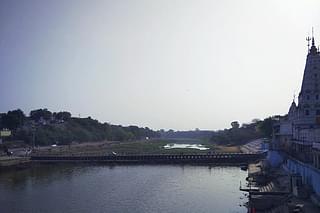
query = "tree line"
xmin=209 ymin=117 xmax=276 ymax=145
xmin=159 ymin=116 xmax=276 ymax=146
xmin=0 ymin=109 xmax=160 ymax=146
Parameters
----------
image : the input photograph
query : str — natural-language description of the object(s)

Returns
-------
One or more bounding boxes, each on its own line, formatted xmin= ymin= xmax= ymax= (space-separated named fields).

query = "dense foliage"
xmin=160 ymin=117 xmax=277 ymax=146
xmin=159 ymin=129 xmax=214 ymax=140
xmin=0 ymin=109 xmax=25 ymax=130
xmin=0 ymin=108 xmax=277 ymax=146
xmin=210 ymin=117 xmax=277 ymax=145
xmin=0 ymin=109 xmax=160 ymax=146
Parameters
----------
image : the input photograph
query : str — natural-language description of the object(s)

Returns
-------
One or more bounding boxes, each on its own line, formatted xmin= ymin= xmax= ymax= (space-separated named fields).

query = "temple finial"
xmin=312 ymin=27 xmax=315 ymax=46
xmin=308 ymin=28 xmax=318 ymax=55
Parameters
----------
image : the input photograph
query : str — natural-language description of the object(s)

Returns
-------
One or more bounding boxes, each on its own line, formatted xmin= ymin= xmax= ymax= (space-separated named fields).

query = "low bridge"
xmin=31 ymin=152 xmax=265 ymax=164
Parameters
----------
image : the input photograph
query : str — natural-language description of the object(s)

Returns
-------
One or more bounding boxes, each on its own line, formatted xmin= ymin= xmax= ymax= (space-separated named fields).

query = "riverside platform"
xmin=31 ymin=152 xmax=265 ymax=164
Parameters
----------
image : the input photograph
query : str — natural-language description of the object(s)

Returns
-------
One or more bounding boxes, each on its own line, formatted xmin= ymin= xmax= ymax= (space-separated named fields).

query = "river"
xmin=0 ymin=165 xmax=248 ymax=213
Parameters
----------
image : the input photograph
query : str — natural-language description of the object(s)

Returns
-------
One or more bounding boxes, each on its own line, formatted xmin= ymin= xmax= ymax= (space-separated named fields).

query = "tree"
xmin=231 ymin=121 xmax=240 ymax=129
xmin=0 ymin=113 xmax=5 ymax=129
xmin=257 ymin=117 xmax=274 ymax=138
xmin=54 ymin=111 xmax=71 ymax=121
xmin=30 ymin=109 xmax=52 ymax=121
xmin=251 ymin=118 xmax=261 ymax=123
xmin=128 ymin=125 xmax=141 ymax=139
xmin=111 ymin=125 xmax=131 ymax=141
xmin=1 ymin=109 xmax=25 ymax=130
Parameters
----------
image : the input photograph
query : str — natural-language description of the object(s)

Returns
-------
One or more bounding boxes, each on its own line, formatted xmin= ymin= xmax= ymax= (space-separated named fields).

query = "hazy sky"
xmin=1 ymin=0 xmax=320 ymax=130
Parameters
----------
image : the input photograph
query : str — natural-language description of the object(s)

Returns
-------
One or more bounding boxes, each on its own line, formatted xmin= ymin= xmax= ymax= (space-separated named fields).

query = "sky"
xmin=1 ymin=0 xmax=320 ymax=131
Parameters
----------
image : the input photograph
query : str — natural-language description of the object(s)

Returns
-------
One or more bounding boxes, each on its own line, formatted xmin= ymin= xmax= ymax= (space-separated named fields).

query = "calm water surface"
xmin=0 ymin=165 xmax=248 ymax=213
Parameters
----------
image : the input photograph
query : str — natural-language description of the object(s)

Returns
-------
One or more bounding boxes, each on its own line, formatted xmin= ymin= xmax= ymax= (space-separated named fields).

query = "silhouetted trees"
xmin=231 ymin=121 xmax=240 ymax=129
xmin=0 ymin=108 xmax=277 ymax=146
xmin=30 ymin=108 xmax=52 ymax=121
xmin=210 ymin=117 xmax=276 ymax=145
xmin=53 ymin=111 xmax=71 ymax=121
xmin=0 ymin=108 xmax=160 ymax=145
xmin=256 ymin=117 xmax=275 ymax=138
xmin=0 ymin=109 xmax=25 ymax=130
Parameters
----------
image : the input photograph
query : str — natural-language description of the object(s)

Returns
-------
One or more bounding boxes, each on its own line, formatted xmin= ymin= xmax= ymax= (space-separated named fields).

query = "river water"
xmin=0 ymin=165 xmax=248 ymax=213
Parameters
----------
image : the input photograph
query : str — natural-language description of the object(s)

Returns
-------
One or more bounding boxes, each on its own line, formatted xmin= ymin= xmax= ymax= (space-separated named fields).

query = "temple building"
xmin=272 ymin=34 xmax=320 ymax=196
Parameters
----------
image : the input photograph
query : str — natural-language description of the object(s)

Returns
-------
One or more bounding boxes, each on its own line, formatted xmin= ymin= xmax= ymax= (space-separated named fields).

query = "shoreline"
xmin=0 ymin=156 xmax=31 ymax=171
xmin=1 ymin=140 xmax=257 ymax=171
xmin=245 ymin=160 xmax=320 ymax=212
xmin=0 ymin=153 xmax=262 ymax=172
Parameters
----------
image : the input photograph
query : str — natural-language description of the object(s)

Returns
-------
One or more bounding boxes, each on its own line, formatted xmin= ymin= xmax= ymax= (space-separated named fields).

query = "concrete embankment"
xmin=244 ymin=159 xmax=320 ymax=213
xmin=31 ymin=153 xmax=264 ymax=165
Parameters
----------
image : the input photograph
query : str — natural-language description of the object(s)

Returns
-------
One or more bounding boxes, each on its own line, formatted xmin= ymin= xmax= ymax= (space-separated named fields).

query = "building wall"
xmin=291 ymin=128 xmax=320 ymax=145
xmin=285 ymin=157 xmax=320 ymax=196
xmin=280 ymin=121 xmax=292 ymax=135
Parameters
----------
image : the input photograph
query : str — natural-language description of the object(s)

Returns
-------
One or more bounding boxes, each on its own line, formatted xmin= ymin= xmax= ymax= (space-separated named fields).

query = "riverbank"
xmin=31 ymin=139 xmax=241 ymax=156
xmin=1 ymin=139 xmax=245 ymax=170
xmin=31 ymin=152 xmax=263 ymax=166
xmin=0 ymin=156 xmax=31 ymax=171
xmin=244 ymin=161 xmax=320 ymax=212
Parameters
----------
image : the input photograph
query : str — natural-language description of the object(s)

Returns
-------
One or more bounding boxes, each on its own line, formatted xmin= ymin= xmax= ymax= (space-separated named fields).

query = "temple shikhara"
xmin=272 ymin=33 xmax=320 ymax=196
